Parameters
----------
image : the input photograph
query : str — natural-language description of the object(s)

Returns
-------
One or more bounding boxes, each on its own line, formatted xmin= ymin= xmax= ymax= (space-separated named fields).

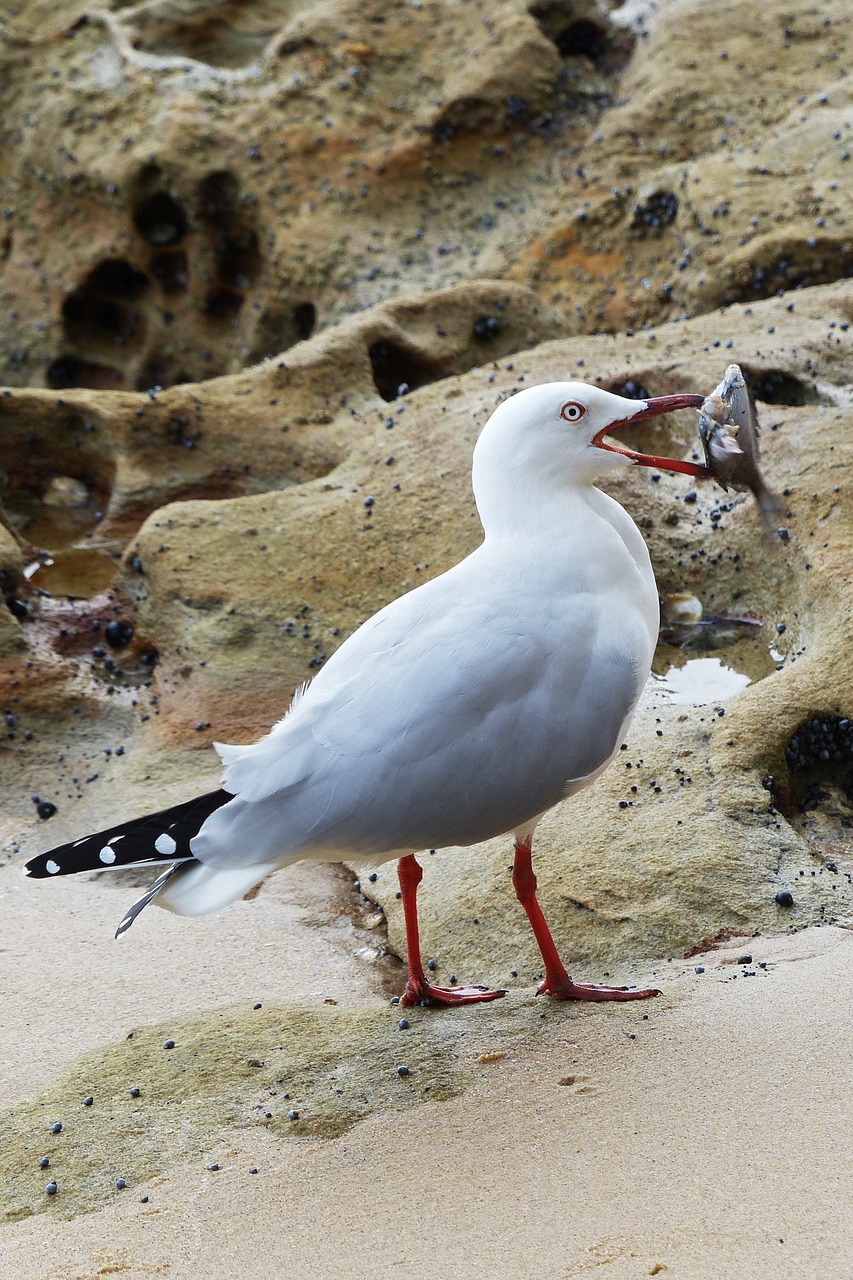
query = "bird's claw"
xmin=400 ymin=980 xmax=507 ymax=1007
xmin=537 ymin=976 xmax=660 ymax=1002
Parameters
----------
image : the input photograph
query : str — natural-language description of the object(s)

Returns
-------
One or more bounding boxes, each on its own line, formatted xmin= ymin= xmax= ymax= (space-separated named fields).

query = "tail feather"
xmin=24 ymin=789 xmax=232 ymax=879
xmin=115 ymin=864 xmax=181 ymax=938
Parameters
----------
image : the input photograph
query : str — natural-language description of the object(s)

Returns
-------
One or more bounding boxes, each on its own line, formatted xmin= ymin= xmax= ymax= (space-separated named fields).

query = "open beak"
xmin=593 ymin=393 xmax=711 ymax=478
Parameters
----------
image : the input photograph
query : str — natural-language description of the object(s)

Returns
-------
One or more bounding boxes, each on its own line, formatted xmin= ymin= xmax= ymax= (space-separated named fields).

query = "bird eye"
xmin=560 ymin=401 xmax=586 ymax=422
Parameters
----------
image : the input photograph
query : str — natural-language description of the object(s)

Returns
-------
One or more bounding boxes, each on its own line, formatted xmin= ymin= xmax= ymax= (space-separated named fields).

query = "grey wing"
xmin=192 ymin=591 xmax=647 ymax=867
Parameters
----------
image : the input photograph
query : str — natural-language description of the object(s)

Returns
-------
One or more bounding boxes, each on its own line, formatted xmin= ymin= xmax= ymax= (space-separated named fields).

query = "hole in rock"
xmin=654 ymin=596 xmax=776 ymax=705
xmin=245 ymin=300 xmax=318 ymax=364
xmin=198 ymin=171 xmax=241 ymax=233
xmin=135 ymin=354 xmax=194 ymax=391
xmin=741 ymin=368 xmax=817 ymax=406
xmin=1 ymin=414 xmax=119 ymax=596
xmin=553 ymin=18 xmax=609 ymax=61
xmin=778 ymin=715 xmax=853 ymax=867
xmin=368 ymin=342 xmax=441 ymax=401
xmin=84 ymin=259 xmax=150 ymax=299
xmin=292 ymin=301 xmax=317 ymax=341
xmin=532 ymin=5 xmax=629 ymax=66
xmin=720 ymin=243 xmax=853 ymax=306
xmin=204 ymin=288 xmax=244 ymax=322
xmin=198 ymin=171 xmax=260 ymax=290
xmin=133 ymin=191 xmax=189 ymax=246
xmin=150 ymin=249 xmax=188 ymax=294
xmin=216 ymin=228 xmax=261 ymax=290
xmin=131 ymin=12 xmax=277 ymax=69
xmin=61 ymin=290 xmax=143 ymax=349
xmin=46 ymin=356 xmax=125 ymax=390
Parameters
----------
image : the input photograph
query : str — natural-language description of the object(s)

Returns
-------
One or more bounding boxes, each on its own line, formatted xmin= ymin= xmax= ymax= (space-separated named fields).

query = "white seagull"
xmin=26 ymin=382 xmax=709 ymax=1006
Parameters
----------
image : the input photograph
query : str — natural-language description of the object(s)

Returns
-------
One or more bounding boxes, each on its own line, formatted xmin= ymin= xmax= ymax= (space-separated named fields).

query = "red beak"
xmin=593 ymin=393 xmax=711 ymax=478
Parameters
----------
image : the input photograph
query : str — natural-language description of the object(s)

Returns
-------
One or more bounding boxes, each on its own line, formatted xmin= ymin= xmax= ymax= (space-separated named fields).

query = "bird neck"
xmin=475 ymin=474 xmax=610 ymax=543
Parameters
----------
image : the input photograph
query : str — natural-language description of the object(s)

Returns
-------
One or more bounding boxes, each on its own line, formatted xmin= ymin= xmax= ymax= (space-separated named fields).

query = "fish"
xmin=698 ymin=364 xmax=781 ymax=524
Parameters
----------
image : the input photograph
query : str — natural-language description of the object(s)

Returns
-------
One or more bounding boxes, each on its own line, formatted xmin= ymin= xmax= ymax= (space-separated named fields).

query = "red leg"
xmin=396 ymin=855 xmax=505 ymax=1007
xmin=512 ymin=837 xmax=659 ymax=1002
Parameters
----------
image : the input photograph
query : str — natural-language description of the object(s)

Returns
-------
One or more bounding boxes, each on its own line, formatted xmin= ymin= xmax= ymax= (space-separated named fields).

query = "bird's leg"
xmin=512 ymin=837 xmax=659 ymax=1002
xmin=396 ymin=855 xmax=506 ymax=1007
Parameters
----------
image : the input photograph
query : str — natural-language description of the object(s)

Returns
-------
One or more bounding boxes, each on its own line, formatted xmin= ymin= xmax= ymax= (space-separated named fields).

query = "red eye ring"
xmin=560 ymin=400 xmax=586 ymax=422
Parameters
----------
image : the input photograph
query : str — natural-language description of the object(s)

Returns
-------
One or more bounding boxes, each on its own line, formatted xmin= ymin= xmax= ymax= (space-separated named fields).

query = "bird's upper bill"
xmin=594 ymin=394 xmax=712 ymax=477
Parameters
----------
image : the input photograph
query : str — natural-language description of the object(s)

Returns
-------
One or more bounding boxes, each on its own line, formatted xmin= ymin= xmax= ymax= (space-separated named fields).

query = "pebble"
xmin=775 ymin=890 xmax=794 ymax=908
xmin=129 ymin=1086 xmax=140 ymax=1097
xmin=115 ymin=1177 xmax=126 ymax=1189
xmin=207 ymin=1164 xmax=220 ymax=1172
xmin=287 ymin=1109 xmax=300 ymax=1121
xmin=738 ymin=955 xmax=752 ymax=965
xmin=163 ymin=1039 xmax=175 ymax=1049
xmin=50 ymin=1121 xmax=62 ymax=1134
xmin=39 ymin=1157 xmax=50 ymax=1169
xmin=398 ymin=1018 xmax=410 ymax=1030
xmin=82 ymin=1096 xmax=93 ymax=1107
xmin=104 ymin=619 xmax=134 ymax=649
xmin=45 ymin=1181 xmax=57 ymax=1196
xmin=38 ymin=801 xmax=58 ymax=820
xmin=397 ymin=1065 xmax=410 ymax=1077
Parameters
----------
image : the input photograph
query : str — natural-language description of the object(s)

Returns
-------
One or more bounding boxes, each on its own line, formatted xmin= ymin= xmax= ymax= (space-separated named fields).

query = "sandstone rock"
xmin=0 ymin=281 xmax=561 ymax=537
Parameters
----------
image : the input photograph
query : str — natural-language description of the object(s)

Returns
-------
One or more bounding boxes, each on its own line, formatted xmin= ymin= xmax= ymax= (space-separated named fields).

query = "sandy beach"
xmin=1 ymin=861 xmax=850 ymax=1280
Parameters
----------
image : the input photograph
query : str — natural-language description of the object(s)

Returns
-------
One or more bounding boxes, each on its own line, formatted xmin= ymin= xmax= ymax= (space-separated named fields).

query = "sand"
xmin=1 ymin=864 xmax=850 ymax=1280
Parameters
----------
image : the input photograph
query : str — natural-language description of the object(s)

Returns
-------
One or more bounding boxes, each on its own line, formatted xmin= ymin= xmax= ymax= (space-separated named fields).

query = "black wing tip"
xmin=24 ymin=857 xmax=56 ymax=879
xmin=21 ymin=789 xmax=231 ymax=881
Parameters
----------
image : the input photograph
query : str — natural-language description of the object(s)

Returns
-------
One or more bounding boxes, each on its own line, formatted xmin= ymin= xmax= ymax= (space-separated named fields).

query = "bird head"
xmin=471 ymin=380 xmax=709 ymax=532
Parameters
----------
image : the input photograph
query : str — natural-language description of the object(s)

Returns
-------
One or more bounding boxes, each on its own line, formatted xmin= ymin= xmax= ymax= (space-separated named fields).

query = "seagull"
xmin=26 ymin=382 xmax=709 ymax=1007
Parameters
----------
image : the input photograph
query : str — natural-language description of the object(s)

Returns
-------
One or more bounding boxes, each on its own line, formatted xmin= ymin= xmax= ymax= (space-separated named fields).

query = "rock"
xmin=0 ymin=282 xmax=560 ymax=537
xmin=41 ymin=477 xmax=91 ymax=509
xmin=0 ymin=500 xmax=25 ymax=583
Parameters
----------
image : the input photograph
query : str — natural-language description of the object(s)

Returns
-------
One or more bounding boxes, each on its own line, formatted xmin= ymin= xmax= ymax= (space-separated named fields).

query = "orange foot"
xmin=539 ymin=977 xmax=660 ymax=1002
xmin=400 ymin=979 xmax=507 ymax=1007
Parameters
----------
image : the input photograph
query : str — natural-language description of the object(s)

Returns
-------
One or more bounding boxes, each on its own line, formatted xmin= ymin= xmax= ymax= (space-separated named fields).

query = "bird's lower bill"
xmin=594 ymin=393 xmax=712 ymax=478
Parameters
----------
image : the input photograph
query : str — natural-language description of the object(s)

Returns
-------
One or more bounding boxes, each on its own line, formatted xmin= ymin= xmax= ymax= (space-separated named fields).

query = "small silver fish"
xmin=698 ymin=364 xmax=781 ymax=523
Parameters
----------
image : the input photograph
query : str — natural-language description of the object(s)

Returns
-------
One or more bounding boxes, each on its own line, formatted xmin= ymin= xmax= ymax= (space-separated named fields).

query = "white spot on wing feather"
xmin=154 ymin=833 xmax=177 ymax=855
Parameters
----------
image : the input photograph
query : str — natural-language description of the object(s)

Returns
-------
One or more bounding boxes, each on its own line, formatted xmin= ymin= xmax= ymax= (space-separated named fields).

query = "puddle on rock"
xmin=651 ymin=655 xmax=752 ymax=706
xmin=4 ymin=475 xmax=119 ymax=599
xmin=27 ymin=548 xmax=119 ymax=598
xmin=653 ymin=604 xmax=780 ymax=706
